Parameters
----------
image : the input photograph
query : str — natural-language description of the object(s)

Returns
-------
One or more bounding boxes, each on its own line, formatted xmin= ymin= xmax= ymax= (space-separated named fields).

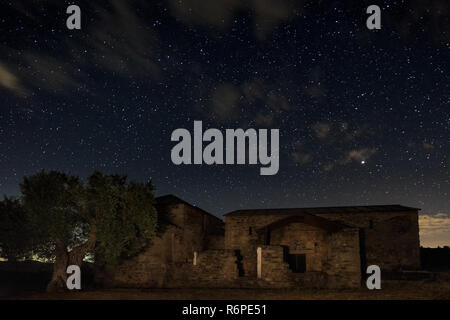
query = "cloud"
xmin=87 ymin=0 xmax=160 ymax=77
xmin=304 ymin=85 xmax=326 ymax=99
xmin=266 ymin=90 xmax=292 ymax=112
xmin=343 ymin=148 xmax=377 ymax=164
xmin=321 ymin=147 xmax=377 ymax=171
xmin=0 ymin=45 xmax=84 ymax=97
xmin=23 ymin=53 xmax=81 ymax=91
xmin=2 ymin=0 xmax=160 ymax=98
xmin=0 ymin=61 xmax=27 ymax=96
xmin=198 ymin=78 xmax=292 ymax=125
xmin=168 ymin=0 xmax=242 ymax=29
xmin=419 ymin=213 xmax=450 ymax=247
xmin=309 ymin=121 xmax=378 ymax=171
xmin=385 ymin=0 xmax=450 ymax=46
xmin=291 ymin=142 xmax=313 ymax=165
xmin=312 ymin=122 xmax=331 ymax=139
xmin=255 ymin=113 xmax=275 ymax=127
xmin=251 ymin=0 xmax=297 ymax=39
xmin=242 ymin=79 xmax=265 ymax=102
xmin=292 ymin=152 xmax=312 ymax=165
xmin=168 ymin=0 xmax=300 ymax=39
xmin=208 ymin=83 xmax=241 ymax=122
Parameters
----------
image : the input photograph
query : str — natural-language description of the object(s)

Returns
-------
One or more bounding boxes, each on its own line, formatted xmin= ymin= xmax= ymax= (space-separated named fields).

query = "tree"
xmin=20 ymin=170 xmax=158 ymax=292
xmin=0 ymin=197 xmax=33 ymax=261
xmin=21 ymin=171 xmax=85 ymax=292
xmin=85 ymin=172 xmax=158 ymax=266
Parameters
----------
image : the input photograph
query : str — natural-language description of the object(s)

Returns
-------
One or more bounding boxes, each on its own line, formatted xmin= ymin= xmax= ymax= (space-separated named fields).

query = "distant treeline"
xmin=421 ymin=247 xmax=450 ymax=270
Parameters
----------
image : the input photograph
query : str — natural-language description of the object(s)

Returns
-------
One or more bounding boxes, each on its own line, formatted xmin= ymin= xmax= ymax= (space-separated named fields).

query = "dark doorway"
xmin=234 ymin=250 xmax=244 ymax=277
xmin=287 ymin=254 xmax=306 ymax=273
xmin=359 ymin=228 xmax=367 ymax=283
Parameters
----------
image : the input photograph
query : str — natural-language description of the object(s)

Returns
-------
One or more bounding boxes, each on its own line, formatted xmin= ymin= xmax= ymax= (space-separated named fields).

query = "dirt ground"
xmin=9 ymin=280 xmax=450 ymax=300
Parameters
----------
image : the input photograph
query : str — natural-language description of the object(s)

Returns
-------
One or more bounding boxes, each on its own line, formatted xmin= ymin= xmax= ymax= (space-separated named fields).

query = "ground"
xmin=1 ymin=261 xmax=450 ymax=300
xmin=7 ymin=280 xmax=450 ymax=300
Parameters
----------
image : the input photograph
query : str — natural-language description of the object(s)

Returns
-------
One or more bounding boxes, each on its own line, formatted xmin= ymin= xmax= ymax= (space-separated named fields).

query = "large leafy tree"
xmin=20 ymin=170 xmax=157 ymax=292
xmin=21 ymin=171 xmax=85 ymax=291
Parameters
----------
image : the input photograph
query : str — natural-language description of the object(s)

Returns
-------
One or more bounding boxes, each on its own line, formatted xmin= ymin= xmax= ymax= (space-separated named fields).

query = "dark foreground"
xmin=5 ymin=280 xmax=450 ymax=300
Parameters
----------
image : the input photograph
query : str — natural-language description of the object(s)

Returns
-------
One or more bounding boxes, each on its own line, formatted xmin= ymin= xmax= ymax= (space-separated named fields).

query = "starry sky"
xmin=0 ymin=1 xmax=449 ymax=246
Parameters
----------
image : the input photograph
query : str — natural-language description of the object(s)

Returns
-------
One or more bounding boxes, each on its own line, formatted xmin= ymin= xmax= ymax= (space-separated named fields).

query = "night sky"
xmin=0 ymin=1 xmax=449 ymax=246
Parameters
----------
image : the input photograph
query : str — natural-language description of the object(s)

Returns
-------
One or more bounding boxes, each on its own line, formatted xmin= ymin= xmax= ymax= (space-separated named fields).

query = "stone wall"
xmin=225 ymin=214 xmax=356 ymax=282
xmin=259 ymin=245 xmax=291 ymax=282
xmin=270 ymin=223 xmax=328 ymax=272
xmin=317 ymin=211 xmax=421 ymax=271
xmin=189 ymin=249 xmax=239 ymax=287
xmin=256 ymin=245 xmax=329 ymax=288
xmin=225 ymin=210 xmax=420 ymax=283
xmin=323 ymin=228 xmax=361 ymax=288
xmin=225 ymin=214 xmax=288 ymax=277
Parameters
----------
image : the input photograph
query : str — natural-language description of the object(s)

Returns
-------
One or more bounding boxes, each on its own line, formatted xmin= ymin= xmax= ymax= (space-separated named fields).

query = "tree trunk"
xmin=46 ymin=239 xmax=68 ymax=293
xmin=69 ymin=224 xmax=97 ymax=267
xmin=46 ymin=225 xmax=97 ymax=292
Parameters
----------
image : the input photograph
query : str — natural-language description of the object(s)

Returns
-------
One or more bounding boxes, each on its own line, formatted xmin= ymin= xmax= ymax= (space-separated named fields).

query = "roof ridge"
xmin=225 ymin=204 xmax=420 ymax=216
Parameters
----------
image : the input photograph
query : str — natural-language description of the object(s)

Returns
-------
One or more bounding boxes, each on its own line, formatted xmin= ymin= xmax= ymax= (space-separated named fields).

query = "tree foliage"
xmin=86 ymin=171 xmax=157 ymax=265
xmin=21 ymin=171 xmax=85 ymax=256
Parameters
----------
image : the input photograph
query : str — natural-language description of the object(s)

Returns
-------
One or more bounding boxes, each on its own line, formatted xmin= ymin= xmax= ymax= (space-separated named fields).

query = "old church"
xmin=98 ymin=194 xmax=421 ymax=289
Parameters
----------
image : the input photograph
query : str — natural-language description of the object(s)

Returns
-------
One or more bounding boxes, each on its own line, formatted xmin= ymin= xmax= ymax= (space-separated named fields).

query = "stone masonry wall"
xmin=225 ymin=214 xmax=290 ymax=277
xmin=259 ymin=245 xmax=291 ymax=282
xmin=270 ymin=223 xmax=328 ymax=272
xmin=257 ymin=245 xmax=329 ymax=288
xmin=189 ymin=249 xmax=239 ymax=287
xmin=324 ymin=228 xmax=361 ymax=288
xmin=316 ymin=211 xmax=421 ymax=271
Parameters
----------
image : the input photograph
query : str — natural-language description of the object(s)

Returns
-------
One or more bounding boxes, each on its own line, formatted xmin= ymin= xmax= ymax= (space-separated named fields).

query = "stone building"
xmin=100 ymin=195 xmax=421 ymax=289
xmin=100 ymin=194 xmax=225 ymax=288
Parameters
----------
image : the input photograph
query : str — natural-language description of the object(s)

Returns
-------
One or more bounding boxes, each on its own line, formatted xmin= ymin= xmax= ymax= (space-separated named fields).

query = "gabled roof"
xmin=225 ymin=205 xmax=420 ymax=216
xmin=156 ymin=194 xmax=223 ymax=222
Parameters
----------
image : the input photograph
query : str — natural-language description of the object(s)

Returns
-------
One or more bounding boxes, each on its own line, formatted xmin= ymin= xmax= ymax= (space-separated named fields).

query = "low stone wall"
xmin=189 ymin=249 xmax=239 ymax=287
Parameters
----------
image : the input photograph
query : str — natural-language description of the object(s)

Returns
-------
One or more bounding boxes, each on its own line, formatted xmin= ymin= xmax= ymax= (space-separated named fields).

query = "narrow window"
xmin=369 ymin=220 xmax=374 ymax=229
xmin=248 ymin=226 xmax=252 ymax=235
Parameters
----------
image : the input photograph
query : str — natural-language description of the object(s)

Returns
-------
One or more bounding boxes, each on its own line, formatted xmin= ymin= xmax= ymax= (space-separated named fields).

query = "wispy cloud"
xmin=323 ymin=147 xmax=376 ymax=171
xmin=168 ymin=0 xmax=301 ymax=39
xmin=343 ymin=148 xmax=377 ymax=164
xmin=292 ymin=142 xmax=312 ymax=165
xmin=23 ymin=53 xmax=81 ymax=91
xmin=87 ymin=0 xmax=160 ymax=77
xmin=198 ymin=78 xmax=292 ymax=126
xmin=208 ymin=83 xmax=241 ymax=122
xmin=2 ymin=0 xmax=160 ymax=98
xmin=308 ymin=121 xmax=378 ymax=171
xmin=0 ymin=61 xmax=27 ymax=96
xmin=312 ymin=122 xmax=331 ymax=139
